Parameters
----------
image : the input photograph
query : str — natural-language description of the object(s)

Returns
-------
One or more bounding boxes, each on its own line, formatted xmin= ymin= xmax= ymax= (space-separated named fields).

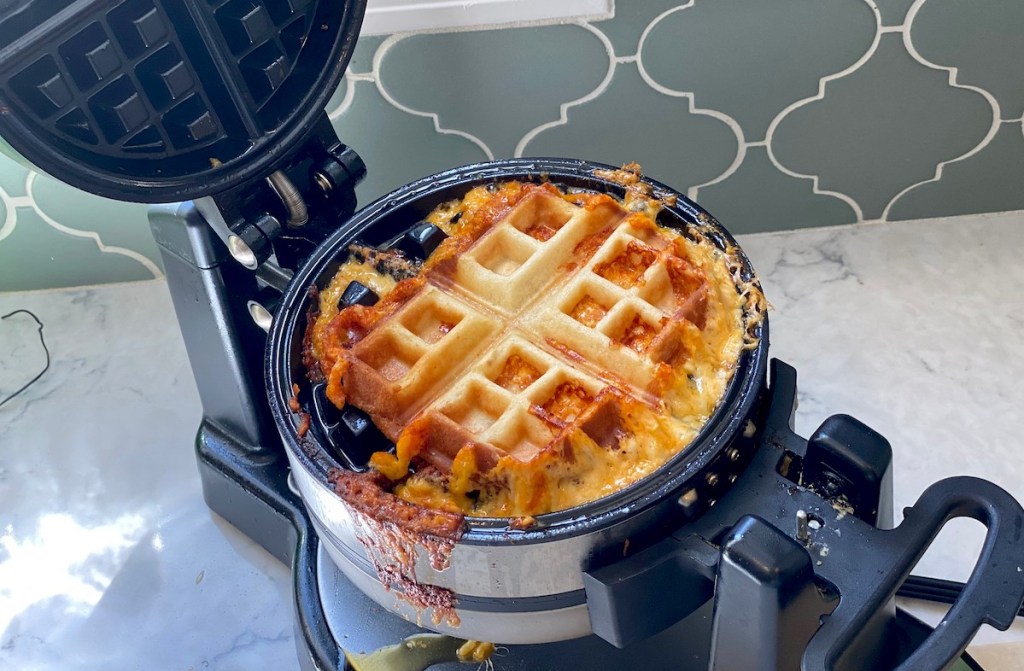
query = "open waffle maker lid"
xmin=0 ymin=0 xmax=365 ymax=203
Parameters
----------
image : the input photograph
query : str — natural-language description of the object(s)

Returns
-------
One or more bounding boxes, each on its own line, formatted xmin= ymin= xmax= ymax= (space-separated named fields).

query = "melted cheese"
xmin=309 ymin=259 xmax=399 ymax=372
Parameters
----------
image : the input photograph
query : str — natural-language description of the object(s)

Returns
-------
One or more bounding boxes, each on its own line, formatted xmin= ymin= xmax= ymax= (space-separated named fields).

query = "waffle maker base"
xmin=194 ymin=415 xmax=984 ymax=671
xmin=315 ymin=546 xmax=982 ymax=671
xmin=195 ymin=369 xmax=987 ymax=671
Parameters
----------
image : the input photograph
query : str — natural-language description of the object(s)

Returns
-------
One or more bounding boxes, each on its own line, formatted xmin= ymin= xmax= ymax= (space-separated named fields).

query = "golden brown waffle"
xmin=328 ymin=184 xmax=731 ymax=516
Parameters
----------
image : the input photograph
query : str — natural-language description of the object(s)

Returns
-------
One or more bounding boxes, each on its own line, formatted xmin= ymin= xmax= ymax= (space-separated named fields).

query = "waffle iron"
xmin=2 ymin=3 xmax=1023 ymax=669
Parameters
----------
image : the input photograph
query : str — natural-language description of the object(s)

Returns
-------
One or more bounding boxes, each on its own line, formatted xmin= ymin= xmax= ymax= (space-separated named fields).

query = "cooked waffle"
xmin=315 ymin=178 xmax=754 ymax=517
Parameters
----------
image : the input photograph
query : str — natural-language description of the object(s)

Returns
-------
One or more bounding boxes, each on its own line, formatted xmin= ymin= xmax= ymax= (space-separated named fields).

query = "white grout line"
xmin=328 ymin=72 xmax=362 ymax=120
xmin=0 ymin=186 xmax=29 ymax=244
xmin=514 ymin=22 xmax=618 ymax=157
xmin=879 ymin=0 xmax=1002 ymax=221
xmin=341 ymin=0 xmax=1010 ymax=229
xmin=633 ymin=1 xmax=747 ymax=200
xmin=22 ymin=172 xmax=163 ymax=279
xmin=372 ymin=33 xmax=496 ymax=160
xmin=761 ymin=0 xmax=886 ymax=222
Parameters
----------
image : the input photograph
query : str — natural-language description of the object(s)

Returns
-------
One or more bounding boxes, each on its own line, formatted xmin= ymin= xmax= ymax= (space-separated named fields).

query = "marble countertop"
xmin=2 ymin=211 xmax=1023 ymax=670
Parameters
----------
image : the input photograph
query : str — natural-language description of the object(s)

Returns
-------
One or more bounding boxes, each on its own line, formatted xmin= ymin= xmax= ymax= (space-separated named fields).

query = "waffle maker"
xmin=3 ymin=3 xmax=1023 ymax=670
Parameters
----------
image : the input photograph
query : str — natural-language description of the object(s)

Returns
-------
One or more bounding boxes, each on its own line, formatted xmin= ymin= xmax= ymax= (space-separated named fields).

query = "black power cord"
xmin=0 ymin=309 xmax=50 ymax=408
xmin=899 ymin=575 xmax=1024 ymax=618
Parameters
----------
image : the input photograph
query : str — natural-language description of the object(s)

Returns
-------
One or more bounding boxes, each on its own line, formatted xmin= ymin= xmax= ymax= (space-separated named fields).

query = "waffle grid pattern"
xmin=0 ymin=0 xmax=347 ymax=199
xmin=346 ymin=190 xmax=711 ymax=470
xmin=5 ymin=2 xmax=225 ymax=153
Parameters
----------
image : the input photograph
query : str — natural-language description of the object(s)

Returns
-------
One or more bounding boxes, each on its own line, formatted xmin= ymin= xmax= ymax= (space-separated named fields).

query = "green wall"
xmin=3 ymin=0 xmax=1022 ymax=290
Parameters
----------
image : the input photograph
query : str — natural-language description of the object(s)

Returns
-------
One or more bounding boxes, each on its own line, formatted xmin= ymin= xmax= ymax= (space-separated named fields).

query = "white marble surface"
xmin=2 ymin=211 xmax=1024 ymax=670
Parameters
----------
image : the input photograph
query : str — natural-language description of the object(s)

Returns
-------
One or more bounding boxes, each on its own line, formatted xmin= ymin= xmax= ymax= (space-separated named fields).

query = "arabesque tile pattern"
xmin=1 ymin=0 xmax=1021 ymax=290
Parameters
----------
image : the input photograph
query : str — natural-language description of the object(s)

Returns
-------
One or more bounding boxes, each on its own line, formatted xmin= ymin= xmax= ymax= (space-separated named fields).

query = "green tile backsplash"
xmin=2 ymin=0 xmax=1022 ymax=290
xmin=770 ymin=32 xmax=994 ymax=220
xmin=518 ymin=62 xmax=739 ymax=190
xmin=640 ymin=0 xmax=877 ymax=140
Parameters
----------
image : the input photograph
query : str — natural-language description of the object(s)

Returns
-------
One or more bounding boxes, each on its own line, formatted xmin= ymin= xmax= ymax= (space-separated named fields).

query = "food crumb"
xmin=509 ymin=515 xmax=536 ymax=531
xmin=289 ymin=383 xmax=312 ymax=437
xmin=458 ymin=640 xmax=496 ymax=663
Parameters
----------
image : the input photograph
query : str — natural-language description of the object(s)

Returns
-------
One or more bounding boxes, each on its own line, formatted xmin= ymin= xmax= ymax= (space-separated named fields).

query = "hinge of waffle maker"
xmin=145 ymin=125 xmax=365 ymax=668
xmin=198 ymin=113 xmax=366 ymax=282
xmin=149 ymin=117 xmax=364 ymax=451
xmin=143 ymin=134 xmax=365 ymax=655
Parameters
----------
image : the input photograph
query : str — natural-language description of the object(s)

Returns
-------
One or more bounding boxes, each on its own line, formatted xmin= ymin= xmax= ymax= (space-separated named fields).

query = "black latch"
xmin=709 ymin=516 xmax=836 ymax=671
xmin=212 ymin=112 xmax=366 ymax=274
xmin=803 ymin=415 xmax=894 ymax=529
xmin=583 ymin=533 xmax=718 ymax=648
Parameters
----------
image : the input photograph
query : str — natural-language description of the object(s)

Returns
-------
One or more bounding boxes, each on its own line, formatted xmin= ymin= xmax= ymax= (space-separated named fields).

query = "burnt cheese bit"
xmin=540 ymin=382 xmax=594 ymax=425
xmin=329 ymin=468 xmax=465 ymax=540
xmin=288 ymin=383 xmax=313 ymax=438
xmin=619 ymin=315 xmax=658 ymax=353
xmin=493 ymin=355 xmax=542 ymax=392
xmin=569 ymin=295 xmax=608 ymax=328
xmin=594 ymin=240 xmax=658 ymax=288
xmin=347 ymin=243 xmax=423 ymax=281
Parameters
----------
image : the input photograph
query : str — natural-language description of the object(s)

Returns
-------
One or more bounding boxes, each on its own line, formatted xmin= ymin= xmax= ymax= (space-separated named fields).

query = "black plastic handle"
xmin=898 ymin=575 xmax=1024 ymax=618
xmin=584 ymin=360 xmax=1024 ymax=669
xmin=803 ymin=476 xmax=1024 ymax=670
